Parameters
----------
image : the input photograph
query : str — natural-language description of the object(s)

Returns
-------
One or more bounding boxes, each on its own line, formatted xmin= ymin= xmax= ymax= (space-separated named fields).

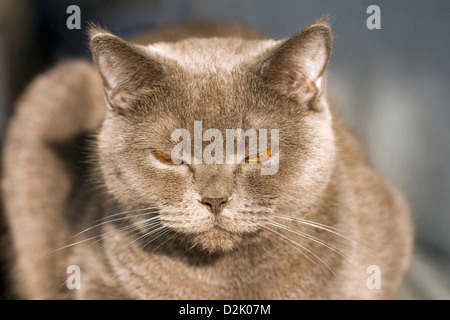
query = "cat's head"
xmin=90 ymin=20 xmax=336 ymax=253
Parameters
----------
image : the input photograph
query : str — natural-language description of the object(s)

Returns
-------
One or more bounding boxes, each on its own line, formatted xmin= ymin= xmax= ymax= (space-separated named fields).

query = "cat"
xmin=1 ymin=20 xmax=413 ymax=299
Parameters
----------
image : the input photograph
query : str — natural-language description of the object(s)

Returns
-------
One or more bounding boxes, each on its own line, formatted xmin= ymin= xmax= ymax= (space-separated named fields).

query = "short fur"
xmin=2 ymin=21 xmax=412 ymax=299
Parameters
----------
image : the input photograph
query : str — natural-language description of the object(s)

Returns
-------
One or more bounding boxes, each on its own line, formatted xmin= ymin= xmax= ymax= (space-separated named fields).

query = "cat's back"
xmin=1 ymin=59 xmax=106 ymax=298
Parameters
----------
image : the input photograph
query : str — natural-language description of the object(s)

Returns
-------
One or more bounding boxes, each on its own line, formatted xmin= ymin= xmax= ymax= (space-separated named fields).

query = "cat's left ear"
xmin=258 ymin=20 xmax=332 ymax=109
xmin=89 ymin=26 xmax=165 ymax=114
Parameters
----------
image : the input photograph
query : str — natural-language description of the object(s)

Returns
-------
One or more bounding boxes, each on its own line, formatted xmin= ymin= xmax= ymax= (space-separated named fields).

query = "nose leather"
xmin=201 ymin=197 xmax=228 ymax=214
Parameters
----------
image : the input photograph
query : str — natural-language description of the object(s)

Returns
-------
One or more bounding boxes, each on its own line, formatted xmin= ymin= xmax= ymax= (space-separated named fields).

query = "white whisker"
xmin=48 ymin=217 xmax=159 ymax=254
xmin=275 ymin=216 xmax=356 ymax=243
xmin=100 ymin=224 xmax=168 ymax=271
xmin=86 ymin=218 xmax=162 ymax=248
xmin=274 ymin=215 xmax=390 ymax=268
xmin=69 ymin=209 xmax=161 ymax=240
xmin=267 ymin=221 xmax=354 ymax=263
xmin=262 ymin=225 xmax=336 ymax=276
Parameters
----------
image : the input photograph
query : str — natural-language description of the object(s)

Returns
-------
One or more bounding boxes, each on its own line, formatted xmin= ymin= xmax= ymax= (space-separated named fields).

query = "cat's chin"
xmin=192 ymin=227 xmax=244 ymax=253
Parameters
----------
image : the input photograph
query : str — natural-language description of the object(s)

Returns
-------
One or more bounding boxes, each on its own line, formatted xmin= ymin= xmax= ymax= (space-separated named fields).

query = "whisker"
xmin=69 ymin=208 xmax=161 ymax=240
xmin=101 ymin=224 xmax=169 ymax=281
xmin=107 ymin=225 xmax=167 ymax=259
xmin=50 ymin=217 xmax=161 ymax=254
xmin=86 ymin=218 xmax=162 ymax=249
xmin=94 ymin=205 xmax=166 ymax=224
xmin=275 ymin=216 xmax=356 ymax=243
xmin=262 ymin=225 xmax=336 ymax=276
xmin=141 ymin=227 xmax=172 ymax=251
xmin=150 ymin=230 xmax=179 ymax=252
xmin=267 ymin=221 xmax=354 ymax=263
xmin=274 ymin=215 xmax=391 ymax=268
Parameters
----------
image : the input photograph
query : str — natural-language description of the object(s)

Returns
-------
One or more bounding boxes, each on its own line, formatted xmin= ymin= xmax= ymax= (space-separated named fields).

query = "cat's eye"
xmin=154 ymin=150 xmax=184 ymax=165
xmin=245 ymin=148 xmax=272 ymax=163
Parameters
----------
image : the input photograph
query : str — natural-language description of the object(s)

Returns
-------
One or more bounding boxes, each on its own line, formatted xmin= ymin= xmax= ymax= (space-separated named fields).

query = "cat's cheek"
xmin=240 ymin=157 xmax=282 ymax=180
xmin=238 ymin=165 xmax=278 ymax=199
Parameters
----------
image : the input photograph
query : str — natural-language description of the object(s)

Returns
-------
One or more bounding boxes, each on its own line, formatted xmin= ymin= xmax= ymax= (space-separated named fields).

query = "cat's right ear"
xmin=89 ymin=26 xmax=165 ymax=113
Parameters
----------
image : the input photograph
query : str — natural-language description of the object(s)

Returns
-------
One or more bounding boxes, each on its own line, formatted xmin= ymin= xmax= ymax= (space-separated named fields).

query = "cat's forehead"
xmin=136 ymin=37 xmax=299 ymax=133
xmin=145 ymin=38 xmax=280 ymax=73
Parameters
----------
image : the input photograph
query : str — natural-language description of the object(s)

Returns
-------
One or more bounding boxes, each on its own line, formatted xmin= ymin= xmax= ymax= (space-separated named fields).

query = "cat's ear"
xmin=89 ymin=26 xmax=164 ymax=113
xmin=258 ymin=20 xmax=332 ymax=109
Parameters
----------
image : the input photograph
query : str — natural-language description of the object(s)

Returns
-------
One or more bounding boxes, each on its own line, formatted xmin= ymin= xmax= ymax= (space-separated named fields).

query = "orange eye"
xmin=245 ymin=148 xmax=272 ymax=163
xmin=154 ymin=150 xmax=177 ymax=165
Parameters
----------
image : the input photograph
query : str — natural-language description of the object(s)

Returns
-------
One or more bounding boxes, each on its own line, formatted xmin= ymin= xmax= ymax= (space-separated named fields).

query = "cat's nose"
xmin=201 ymin=197 xmax=229 ymax=215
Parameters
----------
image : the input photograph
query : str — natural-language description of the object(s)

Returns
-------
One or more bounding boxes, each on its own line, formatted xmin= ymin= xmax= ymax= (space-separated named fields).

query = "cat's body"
xmin=2 ymin=21 xmax=412 ymax=299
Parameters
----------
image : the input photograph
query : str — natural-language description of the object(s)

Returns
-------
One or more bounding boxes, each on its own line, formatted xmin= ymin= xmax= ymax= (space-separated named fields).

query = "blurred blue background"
xmin=0 ymin=0 xmax=449 ymax=299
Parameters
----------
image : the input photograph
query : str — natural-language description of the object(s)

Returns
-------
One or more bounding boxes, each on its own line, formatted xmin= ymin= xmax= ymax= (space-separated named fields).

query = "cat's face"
xmin=91 ymin=21 xmax=335 ymax=253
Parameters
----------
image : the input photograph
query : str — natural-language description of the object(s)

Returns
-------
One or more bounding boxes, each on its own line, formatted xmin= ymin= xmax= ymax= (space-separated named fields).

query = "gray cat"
xmin=2 ymin=20 xmax=413 ymax=299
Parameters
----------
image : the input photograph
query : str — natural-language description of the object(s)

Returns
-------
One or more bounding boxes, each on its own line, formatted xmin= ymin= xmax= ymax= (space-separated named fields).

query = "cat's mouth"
xmin=157 ymin=213 xmax=262 ymax=253
xmin=191 ymin=226 xmax=248 ymax=253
